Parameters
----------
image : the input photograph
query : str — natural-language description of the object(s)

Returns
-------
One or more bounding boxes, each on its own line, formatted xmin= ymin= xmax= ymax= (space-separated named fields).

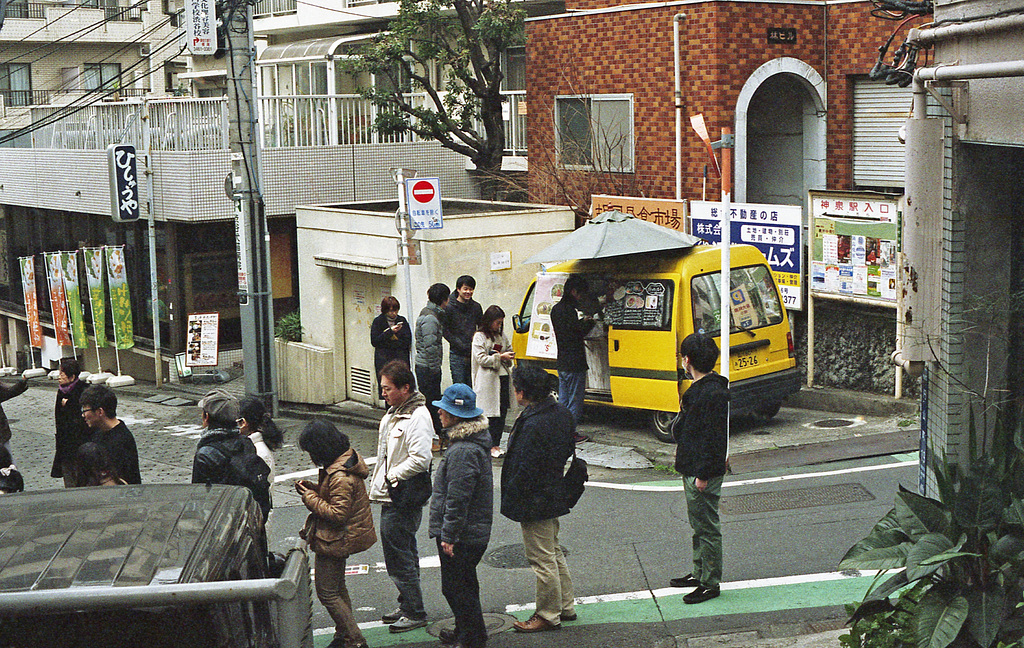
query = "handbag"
xmin=563 ymin=452 xmax=588 ymax=509
xmin=383 ymin=451 xmax=432 ymax=509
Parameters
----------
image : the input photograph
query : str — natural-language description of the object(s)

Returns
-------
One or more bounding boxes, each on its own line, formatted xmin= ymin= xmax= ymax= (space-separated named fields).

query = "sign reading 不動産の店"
xmin=689 ymin=201 xmax=804 ymax=310
xmin=809 ymin=190 xmax=901 ymax=304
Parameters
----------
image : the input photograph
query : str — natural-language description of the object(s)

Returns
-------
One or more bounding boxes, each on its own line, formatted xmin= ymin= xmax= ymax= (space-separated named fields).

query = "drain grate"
xmin=721 ymin=482 xmax=874 ymax=515
xmin=484 ymin=543 xmax=570 ymax=569
xmin=814 ymin=418 xmax=855 ymax=428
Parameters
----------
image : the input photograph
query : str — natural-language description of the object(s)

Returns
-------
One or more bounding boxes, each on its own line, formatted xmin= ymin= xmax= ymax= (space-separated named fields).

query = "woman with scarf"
xmin=52 ymin=358 xmax=91 ymax=487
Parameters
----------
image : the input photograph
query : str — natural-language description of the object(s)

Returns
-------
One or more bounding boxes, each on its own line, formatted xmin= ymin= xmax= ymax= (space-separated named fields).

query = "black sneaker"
xmin=438 ymin=627 xmax=458 ymax=644
xmin=381 ymin=607 xmax=403 ymax=624
xmin=669 ymin=573 xmax=700 ymax=588
xmin=683 ymin=585 xmax=720 ymax=604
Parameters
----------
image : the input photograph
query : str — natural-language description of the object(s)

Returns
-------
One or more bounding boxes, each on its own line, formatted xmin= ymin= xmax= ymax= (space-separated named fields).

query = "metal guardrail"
xmin=5 ymin=2 xmax=47 ymax=18
xmin=0 ymin=89 xmax=49 ymax=107
xmin=254 ymin=0 xmax=297 ymax=16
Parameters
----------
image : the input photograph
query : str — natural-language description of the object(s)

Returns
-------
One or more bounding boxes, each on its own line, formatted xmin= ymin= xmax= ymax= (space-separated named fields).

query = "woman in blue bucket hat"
xmin=428 ymin=384 xmax=493 ymax=648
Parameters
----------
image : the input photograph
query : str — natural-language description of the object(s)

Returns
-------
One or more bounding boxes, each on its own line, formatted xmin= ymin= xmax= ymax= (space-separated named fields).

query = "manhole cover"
xmin=484 ymin=543 xmax=570 ymax=569
xmin=814 ymin=418 xmax=855 ymax=428
xmin=721 ymin=483 xmax=874 ymax=515
xmin=428 ymin=613 xmax=518 ymax=638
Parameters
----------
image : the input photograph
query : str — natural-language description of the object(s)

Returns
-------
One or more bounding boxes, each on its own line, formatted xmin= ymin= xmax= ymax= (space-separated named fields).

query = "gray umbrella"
xmin=523 ymin=210 xmax=701 ymax=264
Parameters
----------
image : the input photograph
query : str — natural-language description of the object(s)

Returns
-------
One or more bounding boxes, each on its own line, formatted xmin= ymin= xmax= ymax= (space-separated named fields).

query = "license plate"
xmin=732 ymin=352 xmax=760 ymax=371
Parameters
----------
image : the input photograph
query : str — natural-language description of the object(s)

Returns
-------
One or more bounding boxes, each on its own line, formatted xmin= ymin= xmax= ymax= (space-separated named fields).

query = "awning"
xmin=177 ymin=70 xmax=227 ymax=80
xmin=258 ymin=34 xmax=374 ymax=65
xmin=314 ymin=253 xmax=396 ymax=276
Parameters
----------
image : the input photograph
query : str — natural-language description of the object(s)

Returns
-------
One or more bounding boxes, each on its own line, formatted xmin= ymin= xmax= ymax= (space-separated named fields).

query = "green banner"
xmin=104 ymin=246 xmax=134 ymax=350
xmin=82 ymin=247 xmax=108 ymax=348
xmin=61 ymin=251 xmax=89 ymax=349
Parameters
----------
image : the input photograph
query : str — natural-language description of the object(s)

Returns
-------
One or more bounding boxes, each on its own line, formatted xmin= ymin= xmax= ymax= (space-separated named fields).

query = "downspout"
xmin=673 ymin=12 xmax=686 ymax=200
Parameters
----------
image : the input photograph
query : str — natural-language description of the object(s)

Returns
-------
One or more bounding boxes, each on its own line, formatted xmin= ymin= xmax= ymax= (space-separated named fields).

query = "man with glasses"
xmin=80 ymin=385 xmax=141 ymax=484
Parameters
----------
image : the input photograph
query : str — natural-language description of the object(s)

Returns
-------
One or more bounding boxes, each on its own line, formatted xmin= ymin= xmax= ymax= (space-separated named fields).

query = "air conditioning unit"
xmin=139 ymin=43 xmax=151 ymax=57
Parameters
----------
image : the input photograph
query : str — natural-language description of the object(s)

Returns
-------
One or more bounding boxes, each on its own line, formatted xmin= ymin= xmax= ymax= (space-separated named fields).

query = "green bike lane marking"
xmin=315 ymin=572 xmax=877 ymax=647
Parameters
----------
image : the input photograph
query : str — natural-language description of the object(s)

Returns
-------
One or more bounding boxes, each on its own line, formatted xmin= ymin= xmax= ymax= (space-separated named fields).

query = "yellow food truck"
xmin=511 ymin=244 xmax=800 ymax=441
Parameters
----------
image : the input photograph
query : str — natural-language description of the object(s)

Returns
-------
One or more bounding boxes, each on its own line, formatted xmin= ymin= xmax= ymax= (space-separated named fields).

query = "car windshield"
xmin=691 ymin=264 xmax=784 ymax=335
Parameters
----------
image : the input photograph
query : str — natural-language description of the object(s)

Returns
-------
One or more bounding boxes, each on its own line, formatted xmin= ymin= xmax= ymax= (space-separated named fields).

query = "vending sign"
xmin=690 ymin=201 xmax=803 ymax=310
xmin=407 ymin=178 xmax=443 ymax=229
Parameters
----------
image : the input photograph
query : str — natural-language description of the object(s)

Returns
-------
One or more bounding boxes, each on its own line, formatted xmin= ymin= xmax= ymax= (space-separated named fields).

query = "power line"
xmin=0 ymin=38 xmax=187 ymax=144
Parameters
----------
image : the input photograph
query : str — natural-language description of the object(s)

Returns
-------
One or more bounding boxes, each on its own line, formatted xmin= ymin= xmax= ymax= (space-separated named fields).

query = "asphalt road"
xmin=4 ymin=378 xmax=918 ymax=648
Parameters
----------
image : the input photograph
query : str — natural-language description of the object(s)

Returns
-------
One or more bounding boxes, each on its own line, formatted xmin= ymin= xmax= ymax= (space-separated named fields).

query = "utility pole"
xmin=223 ymin=0 xmax=278 ymax=413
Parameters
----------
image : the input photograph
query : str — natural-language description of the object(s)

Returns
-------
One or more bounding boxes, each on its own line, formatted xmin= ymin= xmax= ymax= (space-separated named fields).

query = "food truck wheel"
xmin=650 ymin=411 xmax=677 ymax=443
xmin=755 ymin=401 xmax=782 ymax=420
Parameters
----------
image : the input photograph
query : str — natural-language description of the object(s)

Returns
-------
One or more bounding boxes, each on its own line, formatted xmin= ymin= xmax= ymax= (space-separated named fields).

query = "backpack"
xmin=201 ymin=439 xmax=272 ymax=521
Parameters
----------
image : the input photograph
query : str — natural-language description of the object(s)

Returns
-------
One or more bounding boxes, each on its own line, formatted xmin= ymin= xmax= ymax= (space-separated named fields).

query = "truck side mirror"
xmin=512 ymin=314 xmax=528 ymax=334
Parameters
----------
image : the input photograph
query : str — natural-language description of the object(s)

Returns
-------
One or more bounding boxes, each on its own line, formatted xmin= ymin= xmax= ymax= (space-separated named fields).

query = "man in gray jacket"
xmin=429 ymin=384 xmax=492 ymax=648
xmin=415 ymin=283 xmax=449 ymax=442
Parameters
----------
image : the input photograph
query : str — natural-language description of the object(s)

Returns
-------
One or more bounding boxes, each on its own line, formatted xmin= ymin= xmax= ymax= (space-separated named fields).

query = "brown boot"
xmin=512 ymin=614 xmax=559 ymax=633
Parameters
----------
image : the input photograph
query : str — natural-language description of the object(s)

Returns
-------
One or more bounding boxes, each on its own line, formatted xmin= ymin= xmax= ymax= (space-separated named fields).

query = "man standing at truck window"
xmin=443 ymin=275 xmax=482 ymax=387
xmin=550 ymin=274 xmax=594 ymax=443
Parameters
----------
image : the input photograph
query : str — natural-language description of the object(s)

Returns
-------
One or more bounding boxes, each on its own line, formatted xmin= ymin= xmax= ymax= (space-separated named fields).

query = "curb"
xmin=787 ymin=385 xmax=918 ymax=418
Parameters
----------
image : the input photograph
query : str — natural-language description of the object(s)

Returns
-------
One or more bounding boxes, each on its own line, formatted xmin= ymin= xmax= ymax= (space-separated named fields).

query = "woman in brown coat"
xmin=297 ymin=419 xmax=376 ymax=648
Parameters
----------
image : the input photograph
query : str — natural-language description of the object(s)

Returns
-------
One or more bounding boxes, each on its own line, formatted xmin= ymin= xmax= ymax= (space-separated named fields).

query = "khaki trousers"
xmin=314 ymin=553 xmax=365 ymax=647
xmin=520 ymin=517 xmax=575 ymax=624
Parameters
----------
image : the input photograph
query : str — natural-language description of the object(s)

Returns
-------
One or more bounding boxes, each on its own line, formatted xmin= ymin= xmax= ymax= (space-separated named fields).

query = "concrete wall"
xmin=295 ymin=200 xmax=575 ymax=404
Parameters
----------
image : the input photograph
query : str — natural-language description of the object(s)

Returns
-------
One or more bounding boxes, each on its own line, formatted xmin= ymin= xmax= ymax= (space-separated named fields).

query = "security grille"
xmin=853 ymin=79 xmax=913 ymax=189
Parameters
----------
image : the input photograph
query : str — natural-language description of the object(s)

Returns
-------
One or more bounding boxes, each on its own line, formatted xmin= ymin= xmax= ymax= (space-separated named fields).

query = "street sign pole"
xmin=394 ymin=168 xmax=417 ymax=362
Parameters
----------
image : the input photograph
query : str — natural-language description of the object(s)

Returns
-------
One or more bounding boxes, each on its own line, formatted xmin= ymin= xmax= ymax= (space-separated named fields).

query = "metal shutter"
xmin=853 ymin=80 xmax=913 ymax=188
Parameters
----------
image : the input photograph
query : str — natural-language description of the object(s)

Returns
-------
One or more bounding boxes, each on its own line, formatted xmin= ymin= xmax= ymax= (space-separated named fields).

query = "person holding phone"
xmin=371 ymin=296 xmax=412 ymax=401
xmin=471 ymin=305 xmax=514 ymax=458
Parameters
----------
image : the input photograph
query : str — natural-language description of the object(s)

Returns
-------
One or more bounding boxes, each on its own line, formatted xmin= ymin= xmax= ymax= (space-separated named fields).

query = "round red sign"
xmin=411 ymin=180 xmax=435 ymax=203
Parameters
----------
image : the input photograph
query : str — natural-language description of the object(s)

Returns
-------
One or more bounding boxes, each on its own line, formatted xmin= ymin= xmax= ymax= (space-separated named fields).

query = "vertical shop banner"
xmin=19 ymin=256 xmax=43 ymax=348
xmin=104 ymin=246 xmax=134 ymax=349
xmin=44 ymin=252 xmax=73 ymax=346
xmin=61 ymin=251 xmax=90 ymax=349
xmin=524 ymin=273 xmax=569 ymax=359
xmin=82 ymin=248 xmax=108 ymax=347
xmin=690 ymin=201 xmax=804 ymax=310
xmin=808 ymin=191 xmax=900 ymax=303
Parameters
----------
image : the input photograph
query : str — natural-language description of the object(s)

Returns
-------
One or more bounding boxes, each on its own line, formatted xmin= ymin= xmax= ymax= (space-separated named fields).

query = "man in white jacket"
xmin=368 ymin=360 xmax=434 ymax=633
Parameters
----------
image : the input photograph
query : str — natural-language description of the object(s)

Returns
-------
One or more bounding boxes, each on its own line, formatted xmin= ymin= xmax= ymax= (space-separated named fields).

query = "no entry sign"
xmin=406 ymin=177 xmax=443 ymax=229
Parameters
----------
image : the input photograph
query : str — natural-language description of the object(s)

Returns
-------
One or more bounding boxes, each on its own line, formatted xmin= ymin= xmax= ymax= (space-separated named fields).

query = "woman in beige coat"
xmin=298 ymin=419 xmax=377 ymax=648
xmin=471 ymin=305 xmax=514 ymax=458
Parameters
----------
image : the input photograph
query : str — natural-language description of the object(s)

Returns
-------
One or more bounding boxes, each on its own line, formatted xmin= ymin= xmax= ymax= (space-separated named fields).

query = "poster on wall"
xmin=525 ymin=273 xmax=568 ymax=359
xmin=186 ymin=312 xmax=219 ymax=367
xmin=690 ymin=201 xmax=804 ymax=310
xmin=591 ymin=195 xmax=688 ymax=232
xmin=44 ymin=252 xmax=73 ymax=347
xmin=809 ymin=191 xmax=900 ymax=304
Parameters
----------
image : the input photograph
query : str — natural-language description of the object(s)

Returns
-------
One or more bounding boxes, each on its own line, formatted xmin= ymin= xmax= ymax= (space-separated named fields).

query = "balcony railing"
xmin=4 ymin=2 xmax=47 ymax=18
xmin=259 ymin=92 xmax=528 ymax=154
xmin=0 ymin=90 xmax=50 ymax=107
xmin=254 ymin=0 xmax=297 ymax=16
xmin=31 ymin=97 xmax=228 ymax=151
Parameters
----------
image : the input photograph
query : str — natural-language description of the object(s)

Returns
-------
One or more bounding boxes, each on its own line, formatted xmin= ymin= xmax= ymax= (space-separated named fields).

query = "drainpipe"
xmin=673 ymin=13 xmax=686 ymax=200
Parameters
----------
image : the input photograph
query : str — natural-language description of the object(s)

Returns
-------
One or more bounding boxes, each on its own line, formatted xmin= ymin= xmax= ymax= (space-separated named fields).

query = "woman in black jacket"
xmin=52 ymin=358 xmax=91 ymax=487
xmin=429 ymin=384 xmax=492 ymax=648
xmin=370 ymin=296 xmax=412 ymax=400
xmin=500 ymin=364 xmax=577 ymax=633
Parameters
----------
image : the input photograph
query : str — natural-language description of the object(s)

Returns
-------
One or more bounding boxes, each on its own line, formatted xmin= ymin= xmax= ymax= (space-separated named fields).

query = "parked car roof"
xmin=0 ymin=484 xmax=257 ymax=593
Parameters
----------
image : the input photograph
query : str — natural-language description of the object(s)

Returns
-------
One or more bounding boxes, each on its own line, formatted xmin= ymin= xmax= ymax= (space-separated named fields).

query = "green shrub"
xmin=275 ymin=311 xmax=302 ymax=342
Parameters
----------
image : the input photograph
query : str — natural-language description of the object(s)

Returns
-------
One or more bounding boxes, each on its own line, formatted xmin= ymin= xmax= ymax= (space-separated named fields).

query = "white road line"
xmin=585 ymin=459 xmax=918 ymax=492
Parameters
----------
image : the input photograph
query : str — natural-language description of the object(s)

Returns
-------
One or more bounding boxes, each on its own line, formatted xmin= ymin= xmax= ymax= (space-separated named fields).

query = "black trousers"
xmin=437 ymin=539 xmax=488 ymax=647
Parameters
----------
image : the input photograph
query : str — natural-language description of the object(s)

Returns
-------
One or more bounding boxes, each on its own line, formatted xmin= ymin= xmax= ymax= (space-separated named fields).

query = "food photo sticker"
xmin=625 ymin=294 xmax=645 ymax=309
xmin=645 ymin=295 xmax=659 ymax=310
xmin=626 ymin=281 xmax=644 ymax=294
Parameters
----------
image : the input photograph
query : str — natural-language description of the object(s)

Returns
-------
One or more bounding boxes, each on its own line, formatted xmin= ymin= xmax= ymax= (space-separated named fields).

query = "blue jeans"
xmin=558 ymin=370 xmax=587 ymax=424
xmin=450 ymin=353 xmax=471 ymax=386
xmin=380 ymin=503 xmax=426 ymax=620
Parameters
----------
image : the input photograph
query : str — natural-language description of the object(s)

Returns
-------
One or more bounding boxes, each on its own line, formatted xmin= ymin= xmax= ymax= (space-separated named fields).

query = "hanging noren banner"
xmin=44 ymin=252 xmax=73 ymax=347
xmin=19 ymin=256 xmax=43 ymax=348
xmin=82 ymin=248 xmax=108 ymax=348
xmin=104 ymin=246 xmax=134 ymax=350
xmin=62 ymin=251 xmax=90 ymax=349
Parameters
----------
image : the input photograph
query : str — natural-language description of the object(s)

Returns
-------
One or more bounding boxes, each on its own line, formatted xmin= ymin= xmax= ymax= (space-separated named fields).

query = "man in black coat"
xmin=80 ymin=385 xmax=141 ymax=485
xmin=500 ymin=364 xmax=577 ymax=633
xmin=443 ymin=275 xmax=482 ymax=386
xmin=671 ymin=333 xmax=729 ymax=604
xmin=549 ymin=274 xmax=595 ymax=441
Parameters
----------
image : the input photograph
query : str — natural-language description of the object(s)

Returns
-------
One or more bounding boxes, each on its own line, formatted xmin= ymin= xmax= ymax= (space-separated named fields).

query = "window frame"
xmin=554 ymin=93 xmax=635 ymax=173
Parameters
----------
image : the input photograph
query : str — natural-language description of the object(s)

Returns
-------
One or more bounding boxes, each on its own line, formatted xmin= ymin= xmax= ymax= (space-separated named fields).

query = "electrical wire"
xmin=0 ymin=37 xmax=187 ymax=144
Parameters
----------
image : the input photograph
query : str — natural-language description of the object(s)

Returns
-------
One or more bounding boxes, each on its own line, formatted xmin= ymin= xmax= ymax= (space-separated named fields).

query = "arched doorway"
xmin=735 ymin=58 xmax=826 ymax=206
